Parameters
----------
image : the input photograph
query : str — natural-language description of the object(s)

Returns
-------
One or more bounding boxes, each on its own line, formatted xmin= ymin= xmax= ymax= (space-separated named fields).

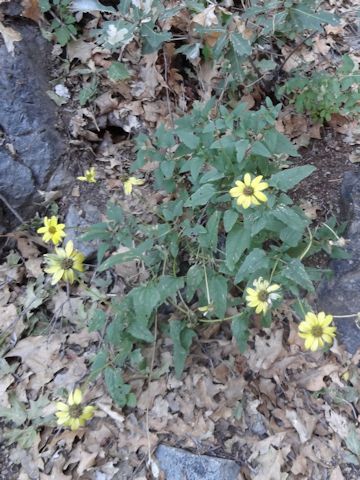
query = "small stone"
xmin=155 ymin=444 xmax=240 ymax=480
xmin=65 ymin=203 xmax=102 ymax=258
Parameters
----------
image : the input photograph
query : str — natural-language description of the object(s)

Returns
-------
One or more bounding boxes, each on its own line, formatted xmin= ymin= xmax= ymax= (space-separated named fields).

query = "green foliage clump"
xmin=83 ymin=98 xmax=342 ymax=405
xmin=278 ymin=56 xmax=360 ymax=122
xmin=39 ymin=0 xmax=78 ymax=46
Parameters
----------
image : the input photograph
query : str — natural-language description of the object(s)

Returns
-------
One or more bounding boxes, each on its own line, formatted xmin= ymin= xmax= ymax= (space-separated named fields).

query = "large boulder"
xmin=0 ymin=14 xmax=69 ymax=230
xmin=318 ymin=170 xmax=360 ymax=354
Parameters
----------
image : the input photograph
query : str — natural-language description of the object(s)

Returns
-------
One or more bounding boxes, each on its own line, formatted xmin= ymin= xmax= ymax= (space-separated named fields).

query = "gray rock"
xmin=318 ymin=170 xmax=360 ymax=354
xmin=65 ymin=203 xmax=102 ymax=258
xmin=0 ymin=17 xmax=68 ymax=229
xmin=155 ymin=445 xmax=240 ymax=480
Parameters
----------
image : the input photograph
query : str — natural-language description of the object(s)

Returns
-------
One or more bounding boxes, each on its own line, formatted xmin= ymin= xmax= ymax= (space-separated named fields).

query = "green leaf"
xmin=235 ymin=248 xmax=269 ymax=284
xmin=223 ymin=210 xmax=239 ymax=233
xmin=39 ymin=0 xmax=51 ymax=12
xmin=104 ymin=368 xmax=132 ymax=407
xmin=169 ymin=320 xmax=196 ymax=378
xmin=264 ymin=130 xmax=298 ymax=156
xmin=235 ymin=139 xmax=250 ymax=163
xmin=290 ymin=7 xmax=339 ymax=31
xmin=160 ymin=159 xmax=176 ymax=178
xmin=199 ymin=169 xmax=224 ymax=184
xmin=272 ymin=205 xmax=308 ymax=231
xmin=231 ymin=314 xmax=249 ymax=352
xmin=55 ymin=26 xmax=73 ymax=46
xmin=140 ymin=23 xmax=172 ymax=50
xmin=5 ymin=427 xmax=37 ymax=449
xmin=251 ymin=141 xmax=272 ymax=158
xmin=158 ymin=276 xmax=184 ymax=303
xmin=98 ymin=239 xmax=152 ymax=271
xmin=0 ymin=395 xmax=27 ymax=426
xmin=128 ymin=319 xmax=154 ymax=342
xmin=176 ymin=130 xmax=199 ymax=149
xmin=184 ymin=184 xmax=216 ymax=207
xmin=90 ymin=349 xmax=108 ymax=379
xmin=280 ymin=227 xmax=303 ymax=247
xmin=189 ymin=156 xmax=205 ymax=182
xmin=225 ymin=225 xmax=250 ymax=271
xmin=269 ymin=165 xmax=316 ymax=192
xmin=186 ymin=265 xmax=203 ymax=301
xmin=89 ymin=309 xmax=106 ymax=332
xmin=281 ymin=259 xmax=314 ymax=292
xmin=209 ymin=274 xmax=228 ymax=318
xmin=132 ymin=285 xmax=161 ymax=322
xmin=230 ymin=32 xmax=252 ymax=56
xmin=345 ymin=427 xmax=360 ymax=457
xmin=201 ymin=210 xmax=221 ymax=251
xmin=108 ymin=62 xmax=130 ymax=81
xmin=79 ymin=79 xmax=98 ymax=106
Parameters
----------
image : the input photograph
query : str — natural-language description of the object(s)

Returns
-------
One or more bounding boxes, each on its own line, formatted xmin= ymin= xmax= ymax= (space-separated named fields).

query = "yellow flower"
xmin=55 ymin=388 xmax=95 ymax=431
xmin=298 ymin=312 xmax=336 ymax=351
xmin=246 ymin=277 xmax=280 ymax=314
xmin=37 ymin=216 xmax=66 ymax=245
xmin=123 ymin=176 xmax=145 ymax=195
xmin=44 ymin=240 xmax=85 ymax=285
xmin=299 ymin=312 xmax=336 ymax=352
xmin=77 ymin=167 xmax=96 ymax=183
xmin=229 ymin=173 xmax=268 ymax=209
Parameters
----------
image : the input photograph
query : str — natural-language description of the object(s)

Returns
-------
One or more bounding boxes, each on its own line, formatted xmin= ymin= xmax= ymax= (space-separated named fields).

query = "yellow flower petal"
xmin=73 ymin=388 xmax=83 ymax=405
xmin=65 ymin=241 xmax=74 ymax=256
xmin=81 ymin=406 xmax=95 ymax=420
xmin=253 ymin=191 xmax=267 ymax=202
xmin=243 ymin=173 xmax=252 ymax=186
xmin=56 ymin=402 xmax=69 ymax=412
xmin=51 ymin=269 xmax=64 ymax=285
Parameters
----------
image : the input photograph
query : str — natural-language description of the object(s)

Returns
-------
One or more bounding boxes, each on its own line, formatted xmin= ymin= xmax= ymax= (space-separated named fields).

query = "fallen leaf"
xmin=21 ymin=0 xmax=42 ymax=22
xmin=6 ymin=335 xmax=64 ymax=390
xmin=329 ymin=466 xmax=345 ymax=480
xmin=296 ymin=363 xmax=339 ymax=391
xmin=0 ymin=21 xmax=22 ymax=55
xmin=286 ymin=409 xmax=317 ymax=443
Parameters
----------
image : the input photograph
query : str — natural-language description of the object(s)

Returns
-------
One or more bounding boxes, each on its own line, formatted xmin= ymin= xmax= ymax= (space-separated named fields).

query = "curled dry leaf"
xmin=0 ymin=21 xmax=22 ymax=55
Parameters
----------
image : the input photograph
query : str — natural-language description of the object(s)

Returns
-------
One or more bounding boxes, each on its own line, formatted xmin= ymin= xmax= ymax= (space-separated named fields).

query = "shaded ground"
xmin=293 ymin=130 xmax=355 ymax=223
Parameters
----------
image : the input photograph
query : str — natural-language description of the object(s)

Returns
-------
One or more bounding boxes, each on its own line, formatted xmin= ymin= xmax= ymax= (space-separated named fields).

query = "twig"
xmin=276 ymin=31 xmax=317 ymax=79
xmin=144 ymin=312 xmax=159 ymax=476
xmin=0 ymin=193 xmax=25 ymax=224
xmin=163 ymin=48 xmax=174 ymax=128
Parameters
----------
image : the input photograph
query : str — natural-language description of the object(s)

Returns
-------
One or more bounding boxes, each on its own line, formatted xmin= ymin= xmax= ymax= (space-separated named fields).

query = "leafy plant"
xmin=40 ymin=0 xmax=78 ymax=46
xmin=83 ymin=97 xmax=340 ymax=403
xmin=0 ymin=379 xmax=52 ymax=449
xmin=277 ymin=56 xmax=360 ymax=122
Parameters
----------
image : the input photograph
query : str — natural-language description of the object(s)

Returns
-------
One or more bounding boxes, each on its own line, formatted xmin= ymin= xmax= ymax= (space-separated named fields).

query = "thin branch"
xmin=0 ymin=193 xmax=25 ymax=224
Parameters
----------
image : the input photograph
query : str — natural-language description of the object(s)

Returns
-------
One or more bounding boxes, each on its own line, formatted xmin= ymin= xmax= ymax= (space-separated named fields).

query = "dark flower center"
xmin=257 ymin=290 xmax=268 ymax=302
xmin=311 ymin=325 xmax=324 ymax=338
xmin=49 ymin=226 xmax=57 ymax=234
xmin=244 ymin=186 xmax=254 ymax=196
xmin=61 ymin=258 xmax=74 ymax=270
xmin=69 ymin=404 xmax=83 ymax=418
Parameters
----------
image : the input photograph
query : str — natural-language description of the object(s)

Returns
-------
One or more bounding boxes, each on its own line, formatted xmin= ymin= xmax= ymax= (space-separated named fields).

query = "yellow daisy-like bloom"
xmin=77 ymin=167 xmax=96 ymax=183
xmin=37 ymin=216 xmax=66 ymax=245
xmin=123 ymin=176 xmax=145 ymax=195
xmin=44 ymin=240 xmax=85 ymax=285
xmin=298 ymin=312 xmax=336 ymax=351
xmin=55 ymin=388 xmax=95 ymax=431
xmin=246 ymin=277 xmax=281 ymax=314
xmin=229 ymin=173 xmax=268 ymax=209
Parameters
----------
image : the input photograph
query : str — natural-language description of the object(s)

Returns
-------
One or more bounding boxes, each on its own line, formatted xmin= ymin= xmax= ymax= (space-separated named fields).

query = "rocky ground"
xmin=1 ymin=1 xmax=360 ymax=479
